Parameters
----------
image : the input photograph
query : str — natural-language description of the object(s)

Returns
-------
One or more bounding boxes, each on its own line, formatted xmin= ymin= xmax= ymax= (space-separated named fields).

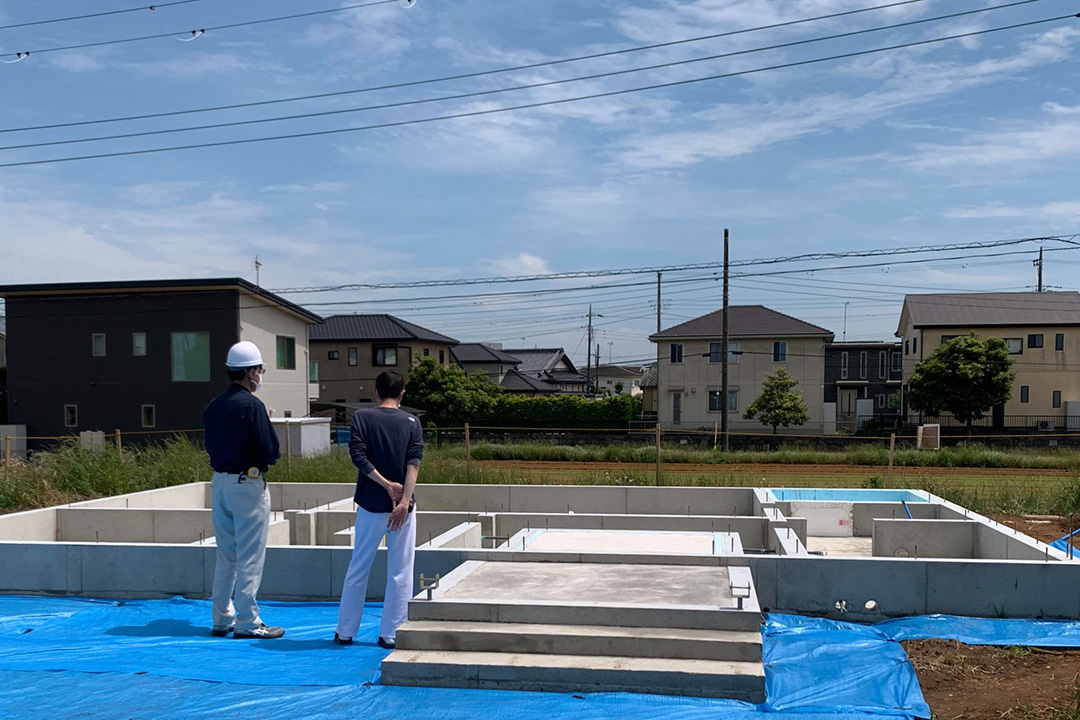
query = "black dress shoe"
xmin=211 ymin=625 xmax=234 ymax=637
xmin=377 ymin=636 xmax=396 ymax=649
xmin=334 ymin=632 xmax=353 ymax=646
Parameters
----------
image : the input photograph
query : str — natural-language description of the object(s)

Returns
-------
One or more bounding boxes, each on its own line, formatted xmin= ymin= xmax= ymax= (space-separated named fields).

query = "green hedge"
xmin=478 ymin=394 xmax=642 ymax=429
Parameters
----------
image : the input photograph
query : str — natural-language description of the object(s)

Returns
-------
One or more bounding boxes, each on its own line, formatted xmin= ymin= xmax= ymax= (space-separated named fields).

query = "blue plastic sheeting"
xmin=1050 ymin=526 xmax=1080 ymax=553
xmin=0 ymin=596 xmax=929 ymax=720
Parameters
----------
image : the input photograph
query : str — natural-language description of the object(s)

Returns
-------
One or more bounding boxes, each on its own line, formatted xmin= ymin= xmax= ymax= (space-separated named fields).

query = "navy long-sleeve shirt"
xmin=349 ymin=406 xmax=423 ymax=513
xmin=203 ymin=384 xmax=281 ymax=474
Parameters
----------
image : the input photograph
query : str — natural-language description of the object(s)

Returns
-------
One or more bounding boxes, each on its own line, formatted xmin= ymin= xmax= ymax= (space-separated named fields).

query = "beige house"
xmin=309 ymin=315 xmax=457 ymax=415
xmin=649 ymin=306 xmax=833 ymax=432
xmin=591 ymin=364 xmax=645 ymax=397
xmin=897 ymin=292 xmax=1080 ymax=429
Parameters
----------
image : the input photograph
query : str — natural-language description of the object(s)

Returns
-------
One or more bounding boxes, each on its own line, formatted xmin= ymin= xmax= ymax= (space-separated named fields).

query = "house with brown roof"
xmin=309 ymin=314 xmax=457 ymax=413
xmin=649 ymin=306 xmax=834 ymax=431
xmin=450 ymin=343 xmax=521 ymax=385
xmin=896 ymin=292 xmax=1080 ymax=429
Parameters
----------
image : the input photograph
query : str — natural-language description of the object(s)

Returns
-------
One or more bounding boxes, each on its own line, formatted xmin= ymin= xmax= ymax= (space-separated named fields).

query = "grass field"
xmin=2 ymin=437 xmax=1079 ymax=517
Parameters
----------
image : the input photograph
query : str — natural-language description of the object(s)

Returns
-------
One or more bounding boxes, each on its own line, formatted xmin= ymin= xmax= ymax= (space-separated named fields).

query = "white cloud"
xmin=485 ymin=253 xmax=552 ymax=276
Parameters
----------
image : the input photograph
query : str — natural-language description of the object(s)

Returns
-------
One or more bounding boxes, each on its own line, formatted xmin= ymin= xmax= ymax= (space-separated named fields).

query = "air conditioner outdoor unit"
xmin=1037 ymin=420 xmax=1055 ymax=431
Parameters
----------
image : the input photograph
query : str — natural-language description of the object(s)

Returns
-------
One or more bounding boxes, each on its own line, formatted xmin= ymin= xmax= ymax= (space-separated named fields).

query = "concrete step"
xmin=407 ymin=597 xmax=762 ymax=632
xmin=380 ymin=649 xmax=766 ymax=701
xmin=395 ymin=620 xmax=762 ymax=662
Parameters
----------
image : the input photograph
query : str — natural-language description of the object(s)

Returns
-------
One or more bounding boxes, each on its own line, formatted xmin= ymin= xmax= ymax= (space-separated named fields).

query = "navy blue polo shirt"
xmin=203 ymin=383 xmax=281 ymax=474
xmin=349 ymin=406 xmax=424 ymax=513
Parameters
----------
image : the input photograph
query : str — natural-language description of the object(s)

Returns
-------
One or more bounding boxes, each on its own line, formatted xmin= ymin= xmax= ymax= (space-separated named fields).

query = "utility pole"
xmin=1034 ymin=247 xmax=1044 ymax=292
xmin=842 ymin=302 xmax=849 ymax=341
xmin=656 ymin=272 xmax=662 ymax=421
xmin=586 ymin=305 xmax=602 ymax=395
xmin=721 ymin=229 xmax=730 ymax=453
xmin=254 ymin=255 xmax=262 ymax=287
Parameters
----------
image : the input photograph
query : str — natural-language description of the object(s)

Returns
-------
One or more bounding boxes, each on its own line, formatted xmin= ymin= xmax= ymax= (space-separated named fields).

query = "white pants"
xmin=336 ymin=506 xmax=417 ymax=641
xmin=211 ymin=472 xmax=270 ymax=633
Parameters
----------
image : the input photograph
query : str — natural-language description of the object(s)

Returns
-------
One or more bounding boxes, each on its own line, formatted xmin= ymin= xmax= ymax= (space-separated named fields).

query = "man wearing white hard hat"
xmin=202 ymin=341 xmax=284 ymax=639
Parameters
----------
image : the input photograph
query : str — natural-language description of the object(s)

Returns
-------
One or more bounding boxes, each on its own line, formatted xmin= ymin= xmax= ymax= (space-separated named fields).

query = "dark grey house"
xmin=824 ymin=341 xmax=902 ymax=431
xmin=497 ymin=348 xmax=588 ymax=395
xmin=0 ymin=279 xmax=321 ymax=445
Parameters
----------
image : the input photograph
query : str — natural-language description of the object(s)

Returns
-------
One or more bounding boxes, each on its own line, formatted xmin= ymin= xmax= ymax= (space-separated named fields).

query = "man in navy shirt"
xmin=334 ymin=370 xmax=423 ymax=648
xmin=203 ymin=341 xmax=284 ymax=640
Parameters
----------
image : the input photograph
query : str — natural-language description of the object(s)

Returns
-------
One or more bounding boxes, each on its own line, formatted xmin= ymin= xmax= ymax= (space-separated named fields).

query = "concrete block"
xmin=266 ymin=519 xmax=291 ymax=546
xmin=76 ymin=544 xmax=208 ymax=599
xmin=926 ymin=561 xmax=1080 ymax=618
xmin=0 ymin=507 xmax=57 ymax=542
xmin=285 ymin=510 xmax=316 ymax=545
xmin=0 ymin=543 xmax=74 ymax=593
xmin=773 ymin=556 xmax=928 ymax=617
xmin=874 ymin=519 xmax=975 ymax=559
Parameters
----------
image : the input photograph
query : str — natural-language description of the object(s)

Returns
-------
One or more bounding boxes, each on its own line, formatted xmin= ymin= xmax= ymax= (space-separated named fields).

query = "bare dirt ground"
xmin=905 ymin=639 xmax=1080 ymax=719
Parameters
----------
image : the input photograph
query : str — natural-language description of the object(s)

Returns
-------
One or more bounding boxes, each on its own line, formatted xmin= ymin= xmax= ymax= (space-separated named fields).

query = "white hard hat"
xmin=226 ymin=341 xmax=264 ymax=369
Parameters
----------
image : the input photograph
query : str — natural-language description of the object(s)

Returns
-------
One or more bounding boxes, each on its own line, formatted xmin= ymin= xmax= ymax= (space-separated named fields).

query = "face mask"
xmin=249 ymin=370 xmax=262 ymax=392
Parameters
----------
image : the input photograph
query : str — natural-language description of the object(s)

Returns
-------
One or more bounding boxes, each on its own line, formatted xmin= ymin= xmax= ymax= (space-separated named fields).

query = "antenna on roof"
xmin=255 ymin=255 xmax=262 ymax=287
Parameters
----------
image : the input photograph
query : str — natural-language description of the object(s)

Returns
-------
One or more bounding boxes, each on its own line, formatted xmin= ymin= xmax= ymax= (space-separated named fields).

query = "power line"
xmin=0 ymin=0 xmax=403 ymax=60
xmin=0 ymin=0 xmax=960 ymax=134
xmin=0 ymin=0 xmax=1048 ymax=153
xmin=3 ymin=13 xmax=1074 ymax=168
xmin=0 ymin=0 xmax=212 ymax=31
xmin=269 ymin=236 xmax=1070 ymax=293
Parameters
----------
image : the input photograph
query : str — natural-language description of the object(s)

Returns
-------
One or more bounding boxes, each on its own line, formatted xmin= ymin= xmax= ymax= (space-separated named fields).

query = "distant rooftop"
xmin=451 ymin=343 xmax=521 ymax=364
xmin=900 ymin=292 xmax=1080 ymax=331
xmin=651 ymin=306 xmax=832 ymax=340
xmin=310 ymin=314 xmax=457 ymax=344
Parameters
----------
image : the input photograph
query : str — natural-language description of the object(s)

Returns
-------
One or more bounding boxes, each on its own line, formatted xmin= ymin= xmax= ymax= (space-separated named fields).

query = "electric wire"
xmin=0 ymin=0 xmax=211 ymax=31
xmin=0 ymin=0 xmax=1050 ymax=152
xmin=0 ymin=0 xmax=403 ymax=60
xmin=2 ymin=13 xmax=1075 ymax=168
xmin=0 ymin=0 xmax=941 ymax=131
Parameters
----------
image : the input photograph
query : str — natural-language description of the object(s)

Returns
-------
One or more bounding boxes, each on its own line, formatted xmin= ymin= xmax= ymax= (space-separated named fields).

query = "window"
xmin=879 ymin=351 xmax=887 ymax=379
xmin=276 ymin=336 xmax=296 ymax=370
xmin=904 ymin=340 xmax=909 ymax=356
xmin=1056 ymin=333 xmax=1065 ymax=351
xmin=423 ymin=348 xmax=430 ymax=356
xmin=141 ymin=405 xmax=156 ymax=428
xmin=892 ymin=352 xmax=901 ymax=372
xmin=940 ymin=335 xmax=958 ymax=345
xmin=1053 ymin=390 xmax=1062 ymax=409
xmin=709 ymin=389 xmax=739 ymax=412
xmin=327 ymin=350 xmax=340 ymax=361
xmin=171 ymin=332 xmax=210 ymax=382
xmin=912 ymin=337 xmax=917 ymax=355
xmin=1004 ymin=338 xmax=1023 ymax=354
xmin=708 ymin=342 xmax=740 ymax=363
xmin=876 ymin=394 xmax=886 ymax=408
xmin=439 ymin=349 xmax=445 ymax=364
xmin=840 ymin=352 xmax=848 ymax=380
xmin=773 ymin=341 xmax=787 ymax=362
xmin=92 ymin=333 xmax=106 ymax=357
xmin=670 ymin=343 xmax=683 ymax=364
xmin=859 ymin=351 xmax=867 ymax=379
xmin=283 ymin=410 xmax=292 ymax=418
xmin=374 ymin=345 xmax=398 ymax=366
xmin=309 ymin=361 xmax=319 ymax=382
xmin=1028 ymin=334 xmax=1044 ymax=349
xmin=1020 ymin=386 xmax=1029 ymax=403
xmin=132 ymin=332 xmax=147 ymax=357
xmin=348 ymin=347 xmax=358 ymax=366
xmin=64 ymin=405 xmax=78 ymax=428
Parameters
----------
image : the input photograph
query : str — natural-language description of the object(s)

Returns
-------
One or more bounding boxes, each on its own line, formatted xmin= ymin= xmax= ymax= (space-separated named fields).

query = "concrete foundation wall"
xmin=873 ymin=519 xmax=975 ymax=558
xmin=852 ymin=503 xmax=939 ymax=536
xmin=416 ymin=485 xmax=753 ymax=516
xmin=270 ymin=482 xmax=353 ymax=512
xmin=76 ymin=483 xmax=209 ymax=510
xmin=0 ymin=507 xmax=57 ymax=542
xmin=976 ymin=523 xmax=1055 ymax=561
xmin=57 ymin=508 xmax=216 ymax=544
xmin=490 ymin=513 xmax=774 ymax=550
xmin=421 ymin=523 xmax=483 ymax=549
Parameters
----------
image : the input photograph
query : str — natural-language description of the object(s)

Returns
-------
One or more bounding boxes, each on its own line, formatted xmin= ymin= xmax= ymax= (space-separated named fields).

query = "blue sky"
xmin=1 ymin=0 xmax=1078 ymax=367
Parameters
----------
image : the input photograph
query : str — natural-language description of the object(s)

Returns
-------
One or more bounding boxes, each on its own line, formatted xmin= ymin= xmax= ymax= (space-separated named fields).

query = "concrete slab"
xmin=395 ymin=620 xmax=763 ymax=661
xmin=807 ymin=536 xmax=875 ymax=557
xmin=509 ymin=529 xmax=721 ymax=555
xmin=380 ymin=650 xmax=766 ymax=701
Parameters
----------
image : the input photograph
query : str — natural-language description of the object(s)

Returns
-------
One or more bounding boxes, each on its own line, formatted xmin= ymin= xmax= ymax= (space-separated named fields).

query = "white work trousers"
xmin=336 ymin=506 xmax=416 ymax=641
xmin=211 ymin=472 xmax=270 ymax=633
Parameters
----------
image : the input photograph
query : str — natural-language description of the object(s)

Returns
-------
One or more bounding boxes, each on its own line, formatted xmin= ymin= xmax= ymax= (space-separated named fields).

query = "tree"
xmin=404 ymin=356 xmax=501 ymax=427
xmin=742 ymin=367 xmax=810 ymax=433
xmin=906 ymin=333 xmax=1014 ymax=432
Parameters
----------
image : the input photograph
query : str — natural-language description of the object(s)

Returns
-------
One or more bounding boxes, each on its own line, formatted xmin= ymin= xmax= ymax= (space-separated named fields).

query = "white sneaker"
xmin=233 ymin=623 xmax=285 ymax=639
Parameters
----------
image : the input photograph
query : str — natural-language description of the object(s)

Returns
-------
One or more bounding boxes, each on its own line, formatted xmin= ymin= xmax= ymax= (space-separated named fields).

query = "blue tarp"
xmin=2 ymin=596 xmax=1077 ymax=720
xmin=1050 ymin=526 xmax=1080 ymax=553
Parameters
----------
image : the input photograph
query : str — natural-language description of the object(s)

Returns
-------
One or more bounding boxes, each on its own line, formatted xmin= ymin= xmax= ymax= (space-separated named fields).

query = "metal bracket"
xmin=731 ymin=582 xmax=752 ymax=610
xmin=419 ymin=573 xmax=441 ymax=600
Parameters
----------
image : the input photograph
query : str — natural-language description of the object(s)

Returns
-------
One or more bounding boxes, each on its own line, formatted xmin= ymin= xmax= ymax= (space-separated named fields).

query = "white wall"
xmin=239 ymin=296 xmax=313 ymax=419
